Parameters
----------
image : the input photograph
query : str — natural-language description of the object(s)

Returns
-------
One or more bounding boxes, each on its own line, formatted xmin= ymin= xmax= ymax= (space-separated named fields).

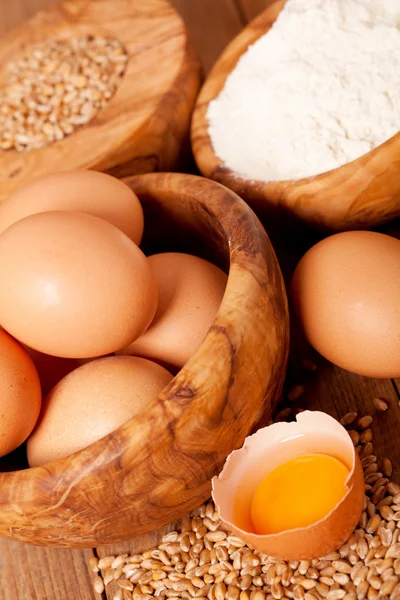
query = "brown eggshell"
xmin=0 ymin=170 xmax=144 ymax=244
xmin=212 ymin=411 xmax=364 ymax=560
xmin=291 ymin=231 xmax=400 ymax=378
xmin=23 ymin=345 xmax=96 ymax=396
xmin=27 ymin=355 xmax=173 ymax=467
xmin=119 ymin=252 xmax=227 ymax=368
xmin=0 ymin=330 xmax=41 ymax=458
xmin=0 ymin=211 xmax=157 ymax=358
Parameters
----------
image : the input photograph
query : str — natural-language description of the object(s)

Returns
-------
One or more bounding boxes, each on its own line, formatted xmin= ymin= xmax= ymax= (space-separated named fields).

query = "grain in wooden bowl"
xmin=191 ymin=0 xmax=400 ymax=232
xmin=0 ymin=0 xmax=202 ymax=202
xmin=0 ymin=173 xmax=289 ymax=548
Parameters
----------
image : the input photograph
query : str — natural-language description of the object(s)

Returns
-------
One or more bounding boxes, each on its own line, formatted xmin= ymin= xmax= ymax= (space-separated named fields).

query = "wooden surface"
xmin=192 ymin=0 xmax=400 ymax=232
xmin=0 ymin=1 xmax=400 ymax=599
xmin=0 ymin=0 xmax=202 ymax=202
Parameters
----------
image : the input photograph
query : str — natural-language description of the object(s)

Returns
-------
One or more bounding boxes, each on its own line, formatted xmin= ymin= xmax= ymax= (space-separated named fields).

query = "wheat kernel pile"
xmin=0 ymin=35 xmax=128 ymax=152
xmin=90 ymin=407 xmax=400 ymax=600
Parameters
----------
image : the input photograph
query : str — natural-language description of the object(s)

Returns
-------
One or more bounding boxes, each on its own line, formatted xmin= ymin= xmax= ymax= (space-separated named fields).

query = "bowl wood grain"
xmin=192 ymin=0 xmax=400 ymax=232
xmin=0 ymin=173 xmax=289 ymax=548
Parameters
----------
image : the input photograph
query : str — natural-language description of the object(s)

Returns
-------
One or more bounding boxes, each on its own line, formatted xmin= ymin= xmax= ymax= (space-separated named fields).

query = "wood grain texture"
xmin=96 ymin=523 xmax=175 ymax=560
xmin=0 ymin=0 xmax=202 ymax=202
xmin=0 ymin=173 xmax=288 ymax=548
xmin=0 ymin=0 xmax=58 ymax=36
xmin=192 ymin=0 xmax=400 ymax=232
xmin=0 ymin=539 xmax=95 ymax=600
xmin=238 ymin=0 xmax=268 ymax=21
xmin=172 ymin=0 xmax=243 ymax=73
xmin=290 ymin=355 xmax=400 ymax=480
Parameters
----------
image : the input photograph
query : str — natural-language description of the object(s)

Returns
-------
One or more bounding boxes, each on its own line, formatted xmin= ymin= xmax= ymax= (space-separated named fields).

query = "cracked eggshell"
xmin=212 ymin=411 xmax=364 ymax=560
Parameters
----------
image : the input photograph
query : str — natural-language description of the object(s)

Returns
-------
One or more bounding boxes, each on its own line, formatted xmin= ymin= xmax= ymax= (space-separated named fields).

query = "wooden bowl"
xmin=192 ymin=0 xmax=400 ymax=232
xmin=0 ymin=173 xmax=289 ymax=548
xmin=0 ymin=0 xmax=202 ymax=203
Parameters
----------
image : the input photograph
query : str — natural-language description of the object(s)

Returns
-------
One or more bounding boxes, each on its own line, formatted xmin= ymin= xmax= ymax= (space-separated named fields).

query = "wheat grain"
xmin=288 ymin=386 xmax=305 ymax=402
xmin=301 ymin=360 xmax=318 ymax=372
xmin=341 ymin=413 xmax=358 ymax=427
xmin=384 ymin=459 xmax=394 ymax=478
xmin=373 ymin=398 xmax=389 ymax=412
xmin=357 ymin=416 xmax=373 ymax=430
xmin=0 ymin=35 xmax=127 ymax=152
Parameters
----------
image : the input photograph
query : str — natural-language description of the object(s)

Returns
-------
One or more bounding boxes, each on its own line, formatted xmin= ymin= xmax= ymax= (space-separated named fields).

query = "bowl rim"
xmin=0 ymin=172 xmax=289 ymax=547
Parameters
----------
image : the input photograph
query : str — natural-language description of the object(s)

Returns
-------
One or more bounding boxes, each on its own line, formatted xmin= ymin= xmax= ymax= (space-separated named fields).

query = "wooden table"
xmin=1 ymin=1 xmax=400 ymax=599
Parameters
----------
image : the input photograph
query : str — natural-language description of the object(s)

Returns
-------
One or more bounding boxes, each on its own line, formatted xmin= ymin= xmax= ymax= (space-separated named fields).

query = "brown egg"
xmin=118 ymin=252 xmax=227 ymax=368
xmin=27 ymin=356 xmax=173 ymax=466
xmin=0 ymin=211 xmax=157 ymax=358
xmin=23 ymin=345 xmax=95 ymax=396
xmin=291 ymin=231 xmax=400 ymax=377
xmin=213 ymin=411 xmax=364 ymax=560
xmin=0 ymin=170 xmax=144 ymax=244
xmin=0 ymin=330 xmax=41 ymax=458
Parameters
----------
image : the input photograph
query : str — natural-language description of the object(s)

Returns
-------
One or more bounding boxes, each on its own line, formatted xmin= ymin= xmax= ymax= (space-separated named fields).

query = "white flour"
xmin=207 ymin=0 xmax=400 ymax=181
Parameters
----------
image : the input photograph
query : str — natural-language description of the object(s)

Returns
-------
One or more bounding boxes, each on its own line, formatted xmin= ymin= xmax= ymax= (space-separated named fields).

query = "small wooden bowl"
xmin=0 ymin=0 xmax=202 ymax=202
xmin=192 ymin=0 xmax=400 ymax=232
xmin=0 ymin=173 xmax=289 ymax=548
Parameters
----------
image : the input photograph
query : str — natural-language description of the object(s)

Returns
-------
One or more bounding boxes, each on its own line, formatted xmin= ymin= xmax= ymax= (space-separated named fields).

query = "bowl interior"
xmin=0 ymin=172 xmax=288 ymax=547
xmin=0 ymin=175 xmax=230 ymax=475
xmin=140 ymin=190 xmax=229 ymax=274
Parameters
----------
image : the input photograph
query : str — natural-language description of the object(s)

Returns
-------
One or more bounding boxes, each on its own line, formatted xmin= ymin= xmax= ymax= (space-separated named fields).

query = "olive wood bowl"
xmin=191 ymin=0 xmax=400 ymax=232
xmin=0 ymin=173 xmax=289 ymax=548
xmin=0 ymin=0 xmax=201 ymax=202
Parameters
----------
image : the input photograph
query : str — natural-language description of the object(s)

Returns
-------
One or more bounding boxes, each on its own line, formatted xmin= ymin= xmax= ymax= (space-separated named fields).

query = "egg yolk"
xmin=250 ymin=453 xmax=349 ymax=535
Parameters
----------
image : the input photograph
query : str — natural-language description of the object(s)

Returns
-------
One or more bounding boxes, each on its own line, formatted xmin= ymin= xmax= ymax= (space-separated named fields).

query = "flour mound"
xmin=207 ymin=0 xmax=400 ymax=181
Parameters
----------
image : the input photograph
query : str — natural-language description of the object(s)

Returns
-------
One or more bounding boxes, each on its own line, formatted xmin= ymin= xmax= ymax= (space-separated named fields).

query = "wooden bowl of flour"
xmin=0 ymin=0 xmax=201 ymax=203
xmin=192 ymin=0 xmax=400 ymax=232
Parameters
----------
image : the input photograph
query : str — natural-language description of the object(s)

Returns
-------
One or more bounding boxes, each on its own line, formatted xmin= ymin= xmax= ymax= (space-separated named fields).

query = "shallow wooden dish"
xmin=0 ymin=0 xmax=201 ymax=203
xmin=0 ymin=173 xmax=289 ymax=548
xmin=192 ymin=0 xmax=400 ymax=232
